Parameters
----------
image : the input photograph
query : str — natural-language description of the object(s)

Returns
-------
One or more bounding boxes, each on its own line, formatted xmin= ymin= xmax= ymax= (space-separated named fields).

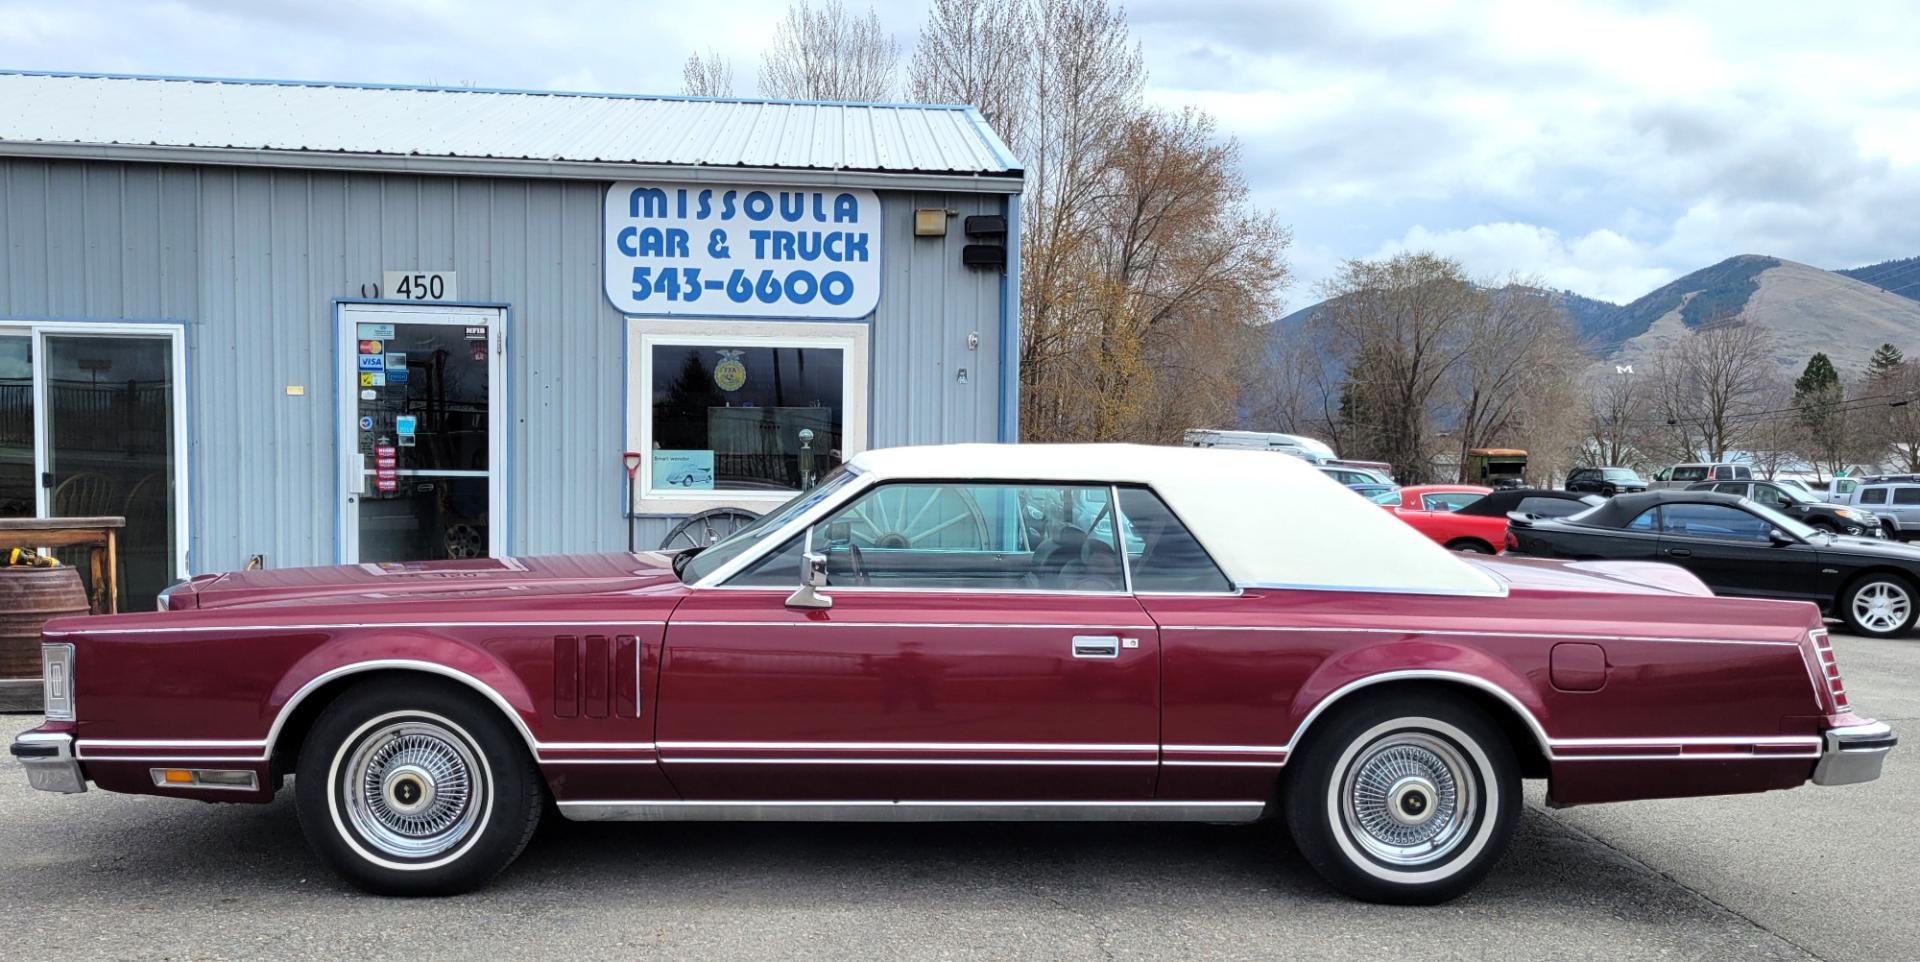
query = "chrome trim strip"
xmin=671 ymin=621 xmax=1159 ymax=631
xmin=557 ymin=800 xmax=1267 ymax=823
xmin=1158 ymin=624 xmax=1800 ymax=647
xmin=80 ymin=739 xmax=269 ymax=748
xmin=1233 ymin=581 xmax=1508 ymax=598
xmin=1554 ymin=752 xmax=1820 ymax=761
xmin=1285 ymin=670 xmax=1553 ymax=758
xmin=656 ymin=740 xmax=1157 ymax=752
xmin=662 ymin=758 xmax=1158 ymax=766
xmin=1163 ymin=744 xmax=1289 ymax=754
xmin=537 ymin=741 xmax=659 ymax=750
xmin=43 ymin=621 xmax=667 ymax=637
xmin=1547 ymin=736 xmax=1820 ymax=747
xmin=539 ymin=759 xmax=661 ymax=765
xmin=80 ymin=754 xmax=268 ymax=763
xmin=1162 ymin=760 xmax=1287 ymax=768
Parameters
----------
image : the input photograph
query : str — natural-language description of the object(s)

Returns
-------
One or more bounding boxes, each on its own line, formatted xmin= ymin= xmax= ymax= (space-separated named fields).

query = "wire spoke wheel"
xmin=1852 ymin=580 xmax=1911 ymax=634
xmin=340 ymin=719 xmax=488 ymax=860
xmin=1337 ymin=732 xmax=1476 ymax=868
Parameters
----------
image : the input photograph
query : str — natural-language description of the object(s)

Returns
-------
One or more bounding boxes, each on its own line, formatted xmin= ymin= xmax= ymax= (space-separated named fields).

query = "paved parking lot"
xmin=4 ymin=632 xmax=1912 ymax=962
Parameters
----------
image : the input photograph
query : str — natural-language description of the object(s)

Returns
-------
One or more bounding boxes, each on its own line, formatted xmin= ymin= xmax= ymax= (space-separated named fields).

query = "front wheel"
xmin=295 ymin=679 xmax=544 ymax=895
xmin=1283 ymin=692 xmax=1520 ymax=904
xmin=1841 ymin=574 xmax=1917 ymax=638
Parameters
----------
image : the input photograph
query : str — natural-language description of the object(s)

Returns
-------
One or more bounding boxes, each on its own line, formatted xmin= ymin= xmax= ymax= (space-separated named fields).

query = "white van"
xmin=1181 ymin=429 xmax=1334 ymax=464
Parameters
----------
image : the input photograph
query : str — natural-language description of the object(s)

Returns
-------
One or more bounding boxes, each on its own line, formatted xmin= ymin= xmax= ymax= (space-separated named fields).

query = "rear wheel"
xmin=1841 ymin=574 xmax=1917 ymax=638
xmin=1445 ymin=538 xmax=1495 ymax=554
xmin=1283 ymin=692 xmax=1519 ymax=904
xmin=295 ymin=679 xmax=543 ymax=895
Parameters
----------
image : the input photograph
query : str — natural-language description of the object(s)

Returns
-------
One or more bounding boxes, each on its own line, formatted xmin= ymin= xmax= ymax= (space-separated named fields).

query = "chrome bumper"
xmin=1812 ymin=721 xmax=1896 ymax=786
xmin=9 ymin=732 xmax=86 ymax=794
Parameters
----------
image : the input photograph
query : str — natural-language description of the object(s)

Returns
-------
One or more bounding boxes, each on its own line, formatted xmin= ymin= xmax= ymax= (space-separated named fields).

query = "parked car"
xmin=1650 ymin=462 xmax=1751 ymax=490
xmin=1326 ymin=458 xmax=1396 ymax=483
xmin=13 ymin=445 xmax=1891 ymax=906
xmin=1775 ymin=477 xmax=1814 ymax=495
xmin=1564 ymin=466 xmax=1648 ymax=497
xmin=1394 ymin=484 xmax=1492 ymax=513
xmin=1508 ymin=487 xmax=1920 ymax=637
xmin=1348 ymin=482 xmax=1401 ymax=505
xmin=1850 ymin=481 xmax=1920 ymax=541
xmin=1685 ymin=479 xmax=1882 ymax=537
xmin=1392 ymin=488 xmax=1600 ymax=554
xmin=1319 ymin=465 xmax=1390 ymax=487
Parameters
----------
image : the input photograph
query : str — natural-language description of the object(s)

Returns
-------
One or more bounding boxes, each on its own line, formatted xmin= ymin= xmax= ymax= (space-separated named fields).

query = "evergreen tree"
xmin=1868 ymin=343 xmax=1905 ymax=383
xmin=1793 ymin=353 xmax=1847 ymax=477
xmin=1794 ymin=352 xmax=1839 ymax=398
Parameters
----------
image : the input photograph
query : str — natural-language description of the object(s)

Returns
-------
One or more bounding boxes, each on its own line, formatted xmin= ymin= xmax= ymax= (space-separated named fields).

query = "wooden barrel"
xmin=0 ymin=567 xmax=90 ymax=708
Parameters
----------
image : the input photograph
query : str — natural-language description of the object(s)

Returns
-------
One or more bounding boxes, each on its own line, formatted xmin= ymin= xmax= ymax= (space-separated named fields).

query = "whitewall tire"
xmin=1283 ymin=692 xmax=1519 ymax=904
xmin=295 ymin=678 xmax=543 ymax=895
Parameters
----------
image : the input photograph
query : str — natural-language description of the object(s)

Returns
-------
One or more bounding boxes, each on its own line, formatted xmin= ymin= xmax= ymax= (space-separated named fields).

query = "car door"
xmin=1888 ymin=486 xmax=1920 ymax=534
xmin=1654 ymin=501 xmax=1817 ymax=600
xmin=656 ymin=481 xmax=1160 ymax=803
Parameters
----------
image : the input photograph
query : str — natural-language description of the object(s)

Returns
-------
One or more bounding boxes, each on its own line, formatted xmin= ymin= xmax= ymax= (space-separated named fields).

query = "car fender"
xmin=264 ymin=629 xmax=541 ymax=758
xmin=1284 ymin=641 xmax=1552 ymax=757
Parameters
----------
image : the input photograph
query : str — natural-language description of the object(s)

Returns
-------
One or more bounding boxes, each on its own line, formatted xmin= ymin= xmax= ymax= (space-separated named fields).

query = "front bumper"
xmin=1812 ymin=721 xmax=1896 ymax=786
xmin=10 ymin=732 xmax=86 ymax=794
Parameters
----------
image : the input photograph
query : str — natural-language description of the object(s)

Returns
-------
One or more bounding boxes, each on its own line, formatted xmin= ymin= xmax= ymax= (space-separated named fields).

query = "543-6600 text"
xmin=631 ymin=267 xmax=856 ymax=307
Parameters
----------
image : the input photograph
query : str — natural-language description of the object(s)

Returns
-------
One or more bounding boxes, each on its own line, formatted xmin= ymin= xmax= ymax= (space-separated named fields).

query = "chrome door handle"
xmin=1072 ymin=635 xmax=1121 ymax=659
xmin=1664 ymin=548 xmax=1692 ymax=558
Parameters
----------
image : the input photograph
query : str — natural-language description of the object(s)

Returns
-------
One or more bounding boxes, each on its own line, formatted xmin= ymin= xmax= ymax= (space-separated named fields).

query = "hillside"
xmin=1275 ymin=253 xmax=1920 ymax=377
xmin=1841 ymin=255 xmax=1920 ymax=303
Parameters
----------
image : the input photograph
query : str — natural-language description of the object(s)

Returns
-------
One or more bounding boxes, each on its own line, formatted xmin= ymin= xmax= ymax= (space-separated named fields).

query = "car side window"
xmin=1673 ymin=466 xmax=1706 ymax=482
xmin=1712 ymin=482 xmax=1747 ymax=496
xmin=1895 ymin=487 xmax=1920 ymax=506
xmin=1423 ymin=492 xmax=1484 ymax=511
xmin=1860 ymin=487 xmax=1889 ymax=505
xmin=728 ymin=482 xmax=1125 ymax=591
xmin=1116 ymin=488 xmax=1232 ymax=593
xmin=1751 ymin=485 xmax=1791 ymax=508
xmin=1626 ymin=508 xmax=1659 ymax=531
xmin=1659 ymin=503 xmax=1770 ymax=542
xmin=1733 ymin=466 xmax=1752 ymax=479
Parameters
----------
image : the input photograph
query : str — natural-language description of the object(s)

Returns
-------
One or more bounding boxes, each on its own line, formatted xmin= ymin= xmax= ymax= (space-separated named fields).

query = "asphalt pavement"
xmin=2 ymin=632 xmax=1911 ymax=962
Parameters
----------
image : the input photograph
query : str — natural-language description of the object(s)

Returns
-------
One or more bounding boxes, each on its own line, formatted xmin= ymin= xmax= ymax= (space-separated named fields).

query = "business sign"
xmin=604 ymin=183 xmax=881 ymax=319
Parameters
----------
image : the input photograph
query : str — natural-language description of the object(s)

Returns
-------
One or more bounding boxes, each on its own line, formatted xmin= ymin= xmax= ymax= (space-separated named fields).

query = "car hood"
xmin=1465 ymin=553 xmax=1713 ymax=596
xmin=168 ymin=552 xmax=686 ymax=610
xmin=1815 ymin=534 xmax=1920 ymax=558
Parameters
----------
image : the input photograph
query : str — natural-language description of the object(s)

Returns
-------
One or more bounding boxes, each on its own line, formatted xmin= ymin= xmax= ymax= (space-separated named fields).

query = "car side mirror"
xmin=1768 ymin=528 xmax=1794 ymax=546
xmin=785 ymin=551 xmax=833 ymax=609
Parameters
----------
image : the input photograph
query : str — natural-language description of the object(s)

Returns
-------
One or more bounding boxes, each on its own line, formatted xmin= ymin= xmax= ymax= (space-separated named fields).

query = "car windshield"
xmin=1739 ymin=498 xmax=1821 ymax=540
xmin=1603 ymin=468 xmax=1640 ymax=480
xmin=1772 ymin=483 xmax=1820 ymax=504
xmin=677 ymin=467 xmax=861 ymax=583
xmin=1363 ymin=487 xmax=1402 ymax=504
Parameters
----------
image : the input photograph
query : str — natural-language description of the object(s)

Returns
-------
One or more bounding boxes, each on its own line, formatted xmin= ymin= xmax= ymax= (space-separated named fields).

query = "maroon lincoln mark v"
xmin=11 ymin=444 xmax=1894 ymax=903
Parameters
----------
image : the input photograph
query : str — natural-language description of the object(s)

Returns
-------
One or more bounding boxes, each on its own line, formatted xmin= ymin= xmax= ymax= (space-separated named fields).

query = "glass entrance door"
xmin=338 ymin=305 xmax=504 ymax=563
xmin=0 ymin=335 xmax=32 ymax=520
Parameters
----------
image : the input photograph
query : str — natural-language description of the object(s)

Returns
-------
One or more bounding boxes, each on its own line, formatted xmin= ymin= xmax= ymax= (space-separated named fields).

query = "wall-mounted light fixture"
xmin=914 ymin=208 xmax=950 ymax=237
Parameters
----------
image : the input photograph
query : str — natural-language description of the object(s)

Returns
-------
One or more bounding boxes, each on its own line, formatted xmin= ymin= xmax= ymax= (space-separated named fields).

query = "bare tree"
xmin=1314 ymin=253 xmax=1482 ymax=482
xmin=681 ymin=49 xmax=735 ymax=97
xmin=1449 ymin=283 xmax=1582 ymax=480
xmin=1586 ymin=370 xmax=1644 ymax=468
xmin=1643 ymin=319 xmax=1775 ymax=463
xmin=908 ymin=0 xmax=1030 ymax=149
xmin=759 ymin=0 xmax=900 ymax=101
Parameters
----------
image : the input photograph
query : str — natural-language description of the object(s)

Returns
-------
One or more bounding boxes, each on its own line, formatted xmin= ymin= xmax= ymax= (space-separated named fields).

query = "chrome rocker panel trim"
xmin=1812 ymin=721 xmax=1897 ymax=786
xmin=11 ymin=732 xmax=86 ymax=794
xmin=557 ymin=800 xmax=1266 ymax=823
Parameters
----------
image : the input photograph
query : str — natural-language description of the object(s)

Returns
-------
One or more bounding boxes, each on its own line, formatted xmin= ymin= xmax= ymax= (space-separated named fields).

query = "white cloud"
xmin=1367 ymin=222 xmax=1675 ymax=303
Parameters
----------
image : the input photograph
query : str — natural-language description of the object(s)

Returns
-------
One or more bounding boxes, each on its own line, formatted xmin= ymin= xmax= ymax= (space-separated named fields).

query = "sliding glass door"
xmin=0 ymin=323 xmax=186 ymax=611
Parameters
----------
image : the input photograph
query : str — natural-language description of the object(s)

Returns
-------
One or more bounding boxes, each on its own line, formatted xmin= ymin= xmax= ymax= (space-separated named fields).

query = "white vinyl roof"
xmin=848 ymin=444 xmax=1505 ymax=597
xmin=0 ymin=71 xmax=1022 ymax=192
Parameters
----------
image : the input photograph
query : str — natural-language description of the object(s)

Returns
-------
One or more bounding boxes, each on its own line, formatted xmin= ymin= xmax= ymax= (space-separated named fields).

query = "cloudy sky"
xmin=4 ymin=0 xmax=1917 ymax=307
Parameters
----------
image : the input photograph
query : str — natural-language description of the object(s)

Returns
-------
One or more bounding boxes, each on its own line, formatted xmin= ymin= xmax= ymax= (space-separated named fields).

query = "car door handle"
xmin=1071 ymin=635 xmax=1122 ymax=659
xmin=1664 ymin=548 xmax=1692 ymax=558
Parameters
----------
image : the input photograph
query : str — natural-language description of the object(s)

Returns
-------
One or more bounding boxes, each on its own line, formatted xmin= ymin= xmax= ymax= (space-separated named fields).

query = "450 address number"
xmin=631 ymin=266 xmax=858 ymax=307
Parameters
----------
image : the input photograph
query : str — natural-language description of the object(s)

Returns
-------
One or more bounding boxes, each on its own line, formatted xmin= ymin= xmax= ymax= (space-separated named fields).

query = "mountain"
xmin=1275 ymin=253 xmax=1920 ymax=377
xmin=1840 ymin=256 xmax=1920 ymax=303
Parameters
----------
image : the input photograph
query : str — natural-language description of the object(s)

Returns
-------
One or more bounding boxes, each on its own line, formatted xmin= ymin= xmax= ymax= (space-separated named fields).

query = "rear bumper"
xmin=1812 ymin=721 xmax=1896 ymax=786
xmin=9 ymin=732 xmax=86 ymax=794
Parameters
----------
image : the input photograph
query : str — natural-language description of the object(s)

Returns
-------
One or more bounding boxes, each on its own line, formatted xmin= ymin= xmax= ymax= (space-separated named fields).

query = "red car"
xmin=11 ymin=445 xmax=1893 ymax=905
xmin=1389 ymin=486 xmax=1602 ymax=555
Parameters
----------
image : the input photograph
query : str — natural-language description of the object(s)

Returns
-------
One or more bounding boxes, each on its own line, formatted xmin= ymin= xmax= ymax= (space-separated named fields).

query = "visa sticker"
xmin=358 ymin=354 xmax=385 ymax=371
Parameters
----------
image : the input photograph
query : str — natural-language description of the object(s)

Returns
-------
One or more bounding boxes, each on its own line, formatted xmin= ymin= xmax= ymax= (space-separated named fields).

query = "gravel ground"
xmin=2 ymin=632 xmax=1907 ymax=962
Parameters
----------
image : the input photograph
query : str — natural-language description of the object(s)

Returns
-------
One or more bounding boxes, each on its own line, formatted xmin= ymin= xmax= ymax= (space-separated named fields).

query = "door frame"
xmin=0 ymin=318 xmax=191 ymax=582
xmin=333 ymin=300 xmax=509 ymax=564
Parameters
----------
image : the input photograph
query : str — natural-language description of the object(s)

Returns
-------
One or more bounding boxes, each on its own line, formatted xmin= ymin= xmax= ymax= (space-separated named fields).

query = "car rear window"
xmin=1117 ymin=488 xmax=1232 ymax=592
xmin=1517 ymin=496 xmax=1586 ymax=517
xmin=1895 ymin=487 xmax=1920 ymax=506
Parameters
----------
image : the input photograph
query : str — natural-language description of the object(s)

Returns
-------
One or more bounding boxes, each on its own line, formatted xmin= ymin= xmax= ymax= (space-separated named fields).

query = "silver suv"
xmin=1851 ymin=482 xmax=1920 ymax=541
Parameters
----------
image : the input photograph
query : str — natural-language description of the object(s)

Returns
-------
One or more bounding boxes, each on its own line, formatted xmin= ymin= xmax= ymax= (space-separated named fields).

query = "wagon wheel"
xmin=841 ymin=485 xmax=992 ymax=550
xmin=659 ymin=507 xmax=763 ymax=551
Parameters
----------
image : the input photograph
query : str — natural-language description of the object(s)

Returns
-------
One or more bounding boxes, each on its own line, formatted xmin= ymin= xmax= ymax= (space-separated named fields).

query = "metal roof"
xmin=0 ymin=71 xmax=1022 ymax=192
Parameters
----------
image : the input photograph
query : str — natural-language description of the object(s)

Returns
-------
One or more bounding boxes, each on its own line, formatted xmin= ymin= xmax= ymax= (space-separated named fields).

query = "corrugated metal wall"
xmin=0 ymin=158 xmax=1008 ymax=573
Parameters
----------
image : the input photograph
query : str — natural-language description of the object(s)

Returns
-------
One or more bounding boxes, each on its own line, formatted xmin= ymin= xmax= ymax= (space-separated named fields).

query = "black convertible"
xmin=1508 ymin=489 xmax=1920 ymax=638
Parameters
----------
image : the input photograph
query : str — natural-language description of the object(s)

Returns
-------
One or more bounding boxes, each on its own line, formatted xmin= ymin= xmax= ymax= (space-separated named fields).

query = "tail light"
xmin=1504 ymin=531 xmax=1519 ymax=551
xmin=1809 ymin=629 xmax=1850 ymax=713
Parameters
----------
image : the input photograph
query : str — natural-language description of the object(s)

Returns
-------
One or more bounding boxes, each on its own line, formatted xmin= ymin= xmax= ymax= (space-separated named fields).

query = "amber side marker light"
xmin=149 ymin=769 xmax=258 ymax=790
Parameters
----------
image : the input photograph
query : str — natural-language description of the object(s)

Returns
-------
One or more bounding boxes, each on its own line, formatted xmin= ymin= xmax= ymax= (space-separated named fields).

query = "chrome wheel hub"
xmin=340 ymin=720 xmax=485 ymax=859
xmin=1341 ymin=733 xmax=1475 ymax=866
xmin=1853 ymin=582 xmax=1910 ymax=633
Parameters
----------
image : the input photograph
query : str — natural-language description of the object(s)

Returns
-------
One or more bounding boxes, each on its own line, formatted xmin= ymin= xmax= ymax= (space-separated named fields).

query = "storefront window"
xmin=0 ymin=336 xmax=30 ymax=518
xmin=651 ymin=344 xmax=843 ymax=492
xmin=631 ymin=320 xmax=869 ymax=507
